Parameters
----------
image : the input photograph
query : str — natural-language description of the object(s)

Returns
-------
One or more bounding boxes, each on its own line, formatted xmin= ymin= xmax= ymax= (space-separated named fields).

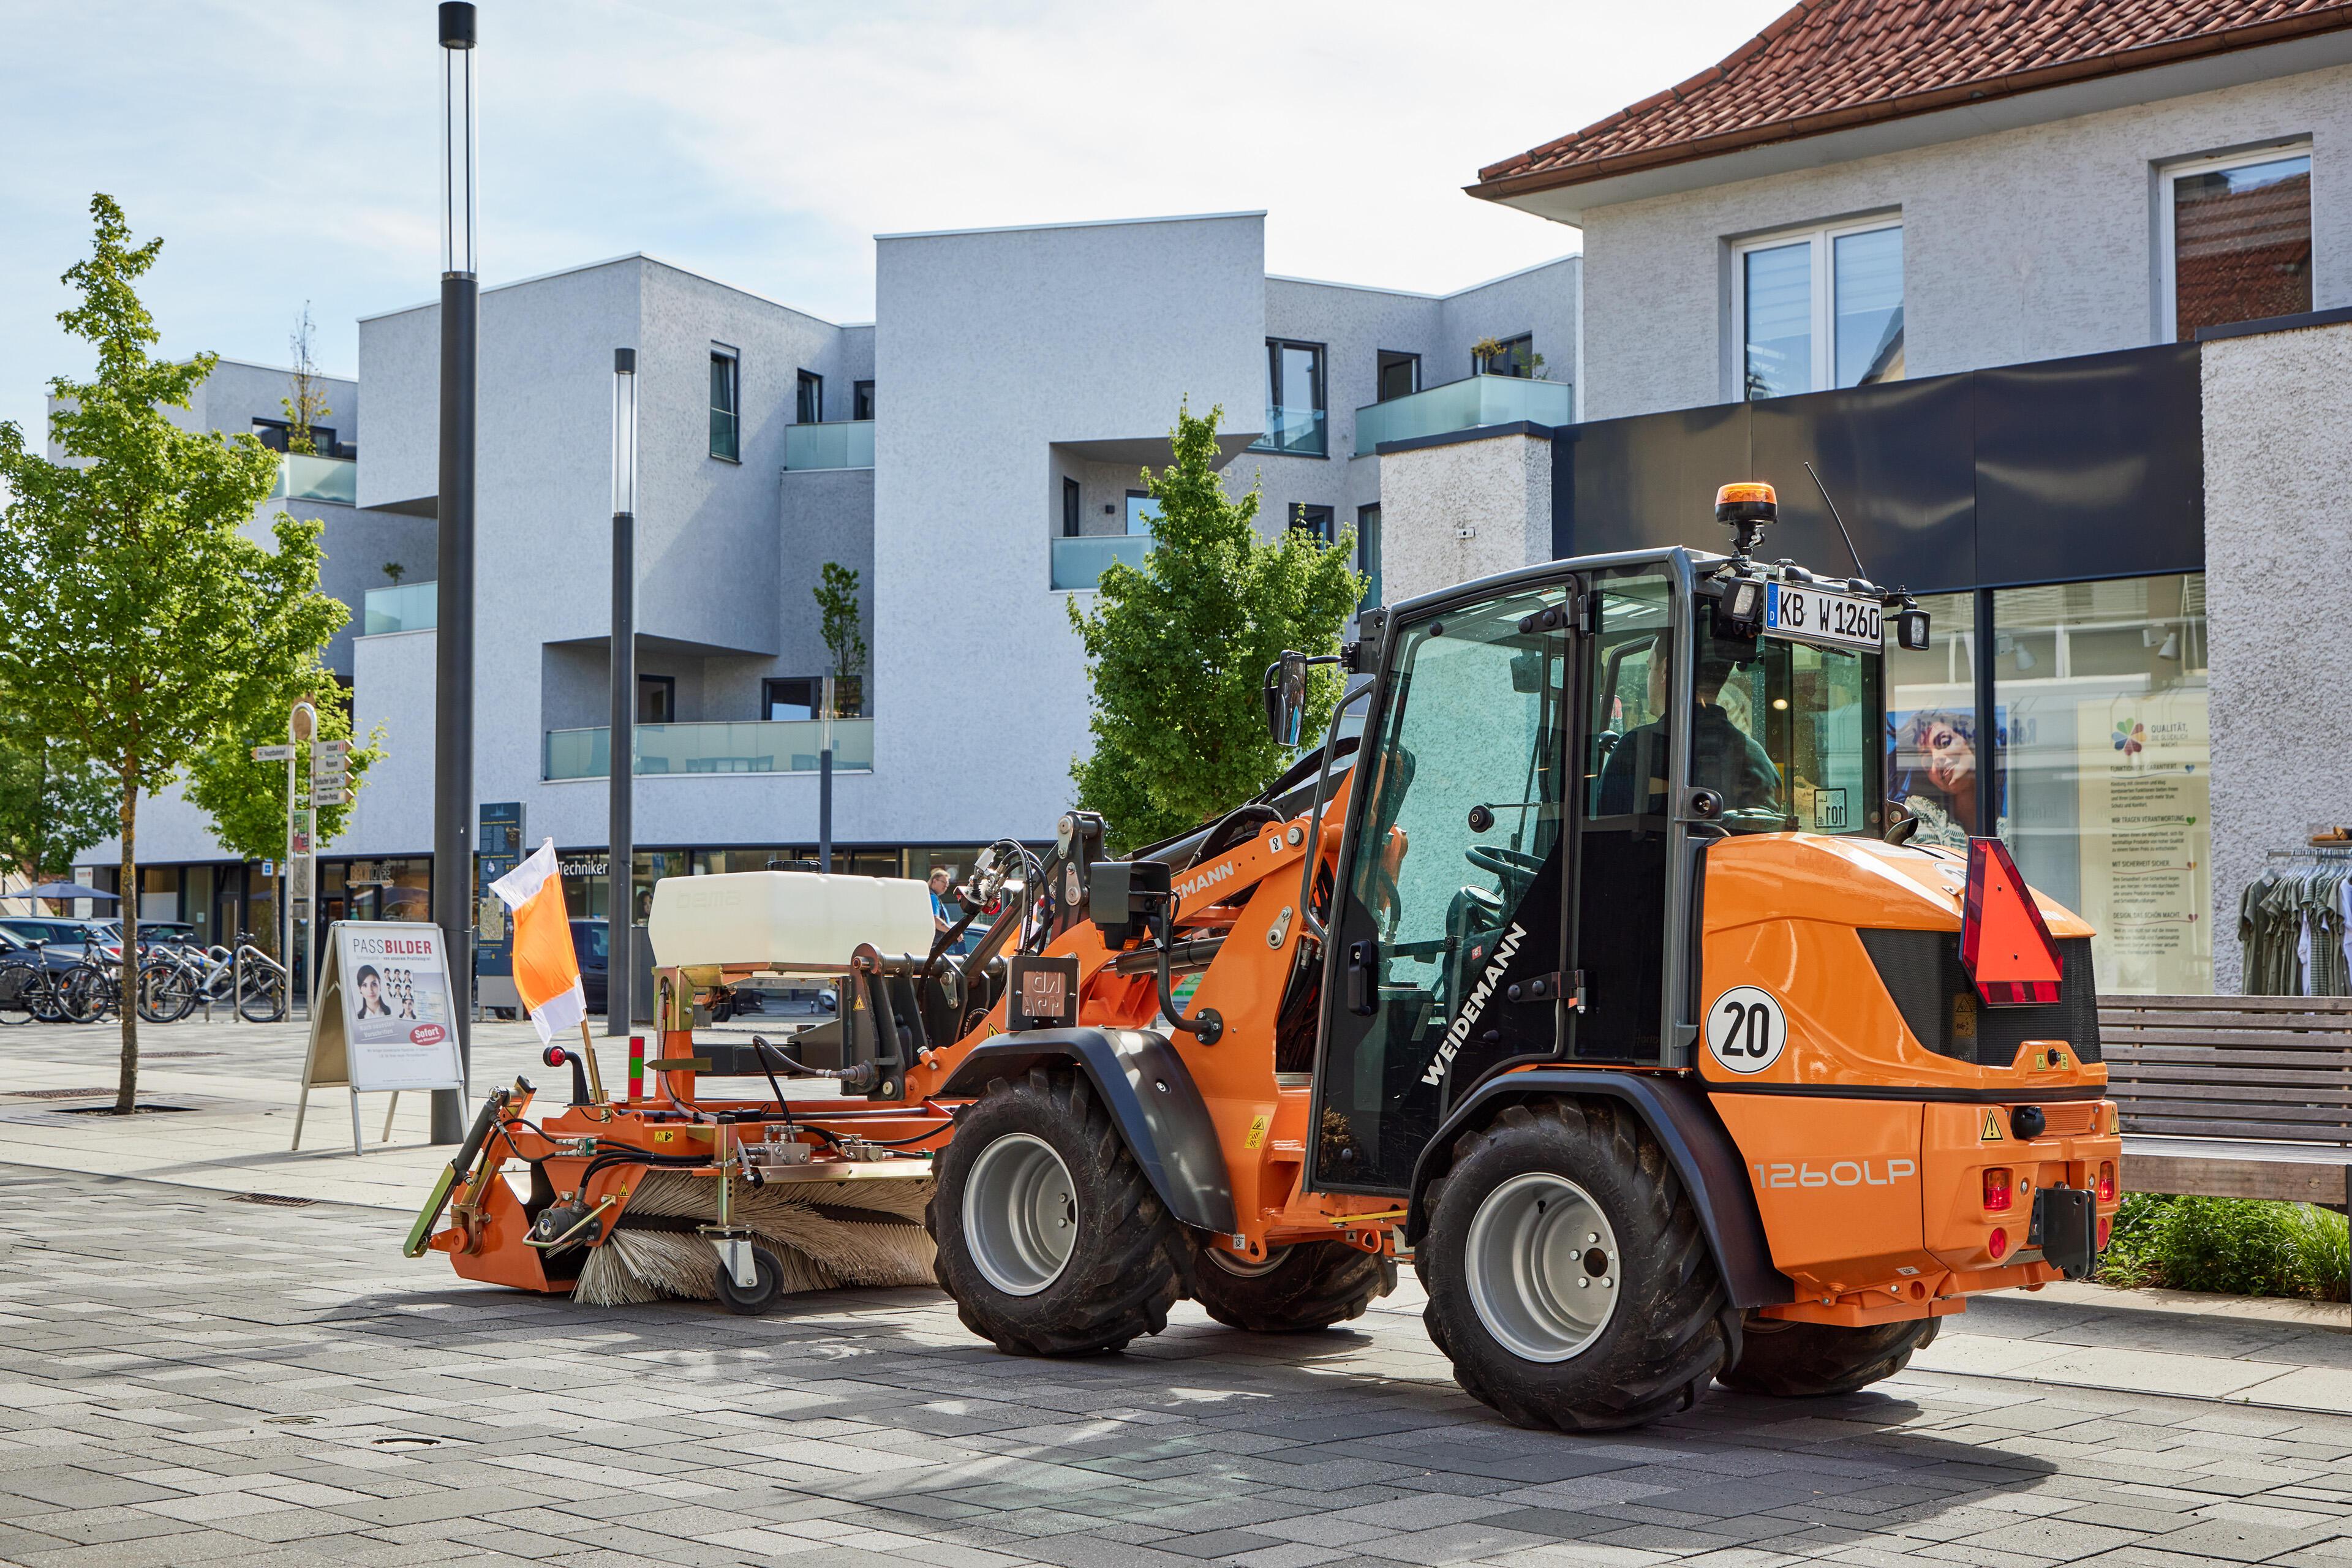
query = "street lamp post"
xmin=430 ymin=0 xmax=479 ymax=1144
xmin=608 ymin=349 xmax=637 ymax=1035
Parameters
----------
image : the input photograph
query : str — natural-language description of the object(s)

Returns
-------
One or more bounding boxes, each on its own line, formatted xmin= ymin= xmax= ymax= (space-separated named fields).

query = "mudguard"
xmin=1406 ymin=1069 xmax=1795 ymax=1308
xmin=937 ymin=1028 xmax=1237 ymax=1235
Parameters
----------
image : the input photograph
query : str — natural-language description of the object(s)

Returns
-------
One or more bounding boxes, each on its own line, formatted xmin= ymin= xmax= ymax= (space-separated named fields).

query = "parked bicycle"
xmin=0 ymin=937 xmax=103 ymax=1025
xmin=137 ymin=934 xmax=288 ymax=1023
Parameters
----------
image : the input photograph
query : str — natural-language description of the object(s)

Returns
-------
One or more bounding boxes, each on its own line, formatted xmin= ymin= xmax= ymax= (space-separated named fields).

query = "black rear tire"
xmin=1418 ymin=1098 xmax=1739 ymax=1431
xmin=1191 ymin=1239 xmax=1395 ymax=1332
xmin=238 ymin=970 xmax=286 ymax=1023
xmin=929 ymin=1067 xmax=1191 ymax=1355
xmin=1717 ymin=1313 xmax=1940 ymax=1397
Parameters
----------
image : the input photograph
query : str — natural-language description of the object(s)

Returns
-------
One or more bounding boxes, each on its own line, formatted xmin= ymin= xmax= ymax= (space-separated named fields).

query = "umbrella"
xmin=2 ymin=881 xmax=120 ymax=902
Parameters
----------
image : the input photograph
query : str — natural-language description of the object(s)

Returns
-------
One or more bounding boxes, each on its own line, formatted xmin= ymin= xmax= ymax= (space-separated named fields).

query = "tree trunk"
xmin=115 ymin=774 xmax=138 ymax=1115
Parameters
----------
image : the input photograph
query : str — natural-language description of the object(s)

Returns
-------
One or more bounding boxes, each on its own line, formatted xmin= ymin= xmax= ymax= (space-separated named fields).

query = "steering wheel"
xmin=1466 ymin=842 xmax=1545 ymax=893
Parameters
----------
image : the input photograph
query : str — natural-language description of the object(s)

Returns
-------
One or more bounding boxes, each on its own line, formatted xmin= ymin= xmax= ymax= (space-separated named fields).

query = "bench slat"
xmin=2121 ymin=1152 xmax=2350 ymax=1204
xmin=2115 ymin=1114 xmax=2352 ymax=1144
xmin=2103 ymin=993 xmax=2352 ymax=1013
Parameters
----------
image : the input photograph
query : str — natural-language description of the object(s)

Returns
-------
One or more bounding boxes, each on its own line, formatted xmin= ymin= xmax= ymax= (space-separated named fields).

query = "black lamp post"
xmin=429 ymin=0 xmax=479 ymax=1144
xmin=608 ymin=349 xmax=636 ymax=1034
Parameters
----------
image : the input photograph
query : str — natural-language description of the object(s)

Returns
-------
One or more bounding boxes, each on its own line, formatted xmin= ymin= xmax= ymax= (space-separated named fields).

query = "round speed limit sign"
xmin=1705 ymin=986 xmax=1786 ymax=1074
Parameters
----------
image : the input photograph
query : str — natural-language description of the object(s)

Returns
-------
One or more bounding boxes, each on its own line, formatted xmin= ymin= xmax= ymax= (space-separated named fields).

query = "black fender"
xmin=1406 ymin=1069 xmax=1793 ymax=1308
xmin=937 ymin=1028 xmax=1237 ymax=1235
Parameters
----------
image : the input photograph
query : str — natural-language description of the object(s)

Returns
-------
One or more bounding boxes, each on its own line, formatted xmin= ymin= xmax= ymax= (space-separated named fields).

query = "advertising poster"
xmin=2075 ymin=690 xmax=2211 ymax=995
xmin=1886 ymin=706 xmax=2008 ymax=851
xmin=336 ymin=921 xmax=462 ymax=1091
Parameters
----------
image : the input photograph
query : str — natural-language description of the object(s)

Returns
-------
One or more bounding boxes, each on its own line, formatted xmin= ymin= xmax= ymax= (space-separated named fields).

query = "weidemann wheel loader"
xmin=413 ymin=480 xmax=2122 ymax=1431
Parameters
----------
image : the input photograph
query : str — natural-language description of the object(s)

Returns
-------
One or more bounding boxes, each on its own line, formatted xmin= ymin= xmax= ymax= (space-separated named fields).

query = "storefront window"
xmin=1883 ymin=592 xmax=1982 ymax=850
xmin=336 ymin=858 xmax=432 ymax=923
xmin=1992 ymin=575 xmax=2209 ymax=995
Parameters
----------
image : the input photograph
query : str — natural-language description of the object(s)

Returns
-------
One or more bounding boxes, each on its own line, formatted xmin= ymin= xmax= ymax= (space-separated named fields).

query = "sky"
xmin=0 ymin=0 xmax=1790 ymax=443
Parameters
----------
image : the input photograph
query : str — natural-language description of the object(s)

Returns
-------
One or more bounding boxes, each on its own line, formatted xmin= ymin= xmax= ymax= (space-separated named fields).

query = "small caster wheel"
xmin=714 ymin=1246 xmax=785 ymax=1315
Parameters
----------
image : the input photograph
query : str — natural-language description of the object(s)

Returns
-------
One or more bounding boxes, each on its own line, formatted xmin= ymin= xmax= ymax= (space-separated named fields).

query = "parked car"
xmin=1 ymin=917 xmax=121 ymax=959
xmin=572 ymin=919 xmax=608 ymax=1014
xmin=0 ymin=924 xmax=81 ymax=978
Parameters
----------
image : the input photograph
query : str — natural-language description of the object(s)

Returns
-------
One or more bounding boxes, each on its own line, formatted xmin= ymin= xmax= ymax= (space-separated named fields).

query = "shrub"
xmin=2097 ymin=1192 xmax=2348 ymax=1302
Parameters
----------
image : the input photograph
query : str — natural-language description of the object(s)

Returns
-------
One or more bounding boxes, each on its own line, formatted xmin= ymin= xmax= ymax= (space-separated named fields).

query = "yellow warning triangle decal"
xmin=1981 ymin=1109 xmax=2004 ymax=1140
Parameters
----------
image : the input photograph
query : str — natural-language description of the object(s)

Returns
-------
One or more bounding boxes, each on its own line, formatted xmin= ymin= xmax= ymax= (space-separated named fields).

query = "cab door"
xmin=1308 ymin=581 xmax=1578 ymax=1195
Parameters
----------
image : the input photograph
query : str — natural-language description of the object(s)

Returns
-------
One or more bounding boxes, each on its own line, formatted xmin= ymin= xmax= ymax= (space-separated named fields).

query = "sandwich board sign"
xmin=293 ymin=921 xmax=467 ymax=1155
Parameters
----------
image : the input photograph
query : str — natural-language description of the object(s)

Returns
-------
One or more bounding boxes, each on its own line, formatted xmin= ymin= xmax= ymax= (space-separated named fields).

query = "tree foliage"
xmin=0 ymin=195 xmax=349 ymax=1111
xmin=813 ymin=560 xmax=867 ymax=718
xmin=1066 ymin=402 xmax=1361 ymax=852
xmin=182 ymin=675 xmax=383 ymax=865
xmin=282 ymin=301 xmax=331 ymax=455
xmin=0 ymin=726 xmax=115 ymax=885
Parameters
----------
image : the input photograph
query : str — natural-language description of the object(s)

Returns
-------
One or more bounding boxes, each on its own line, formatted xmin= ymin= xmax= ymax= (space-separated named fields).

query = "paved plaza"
xmin=0 ymin=1017 xmax=2348 ymax=1566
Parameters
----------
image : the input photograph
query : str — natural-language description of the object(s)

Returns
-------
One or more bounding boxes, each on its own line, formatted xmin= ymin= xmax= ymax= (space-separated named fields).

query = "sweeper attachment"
xmin=414 ymin=480 xmax=2125 ymax=1432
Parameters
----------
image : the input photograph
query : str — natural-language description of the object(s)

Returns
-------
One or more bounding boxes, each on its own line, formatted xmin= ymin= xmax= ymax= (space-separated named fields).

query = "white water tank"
xmin=647 ymin=871 xmax=935 ymax=971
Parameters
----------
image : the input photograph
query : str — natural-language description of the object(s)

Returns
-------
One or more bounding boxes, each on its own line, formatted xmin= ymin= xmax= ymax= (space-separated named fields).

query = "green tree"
xmin=813 ymin=561 xmax=867 ymax=718
xmin=0 ymin=195 xmax=348 ymax=1112
xmin=0 ymin=726 xmax=115 ymax=888
xmin=182 ymin=676 xmax=383 ymax=864
xmin=1067 ymin=402 xmax=1362 ymax=851
xmin=281 ymin=301 xmax=331 ymax=456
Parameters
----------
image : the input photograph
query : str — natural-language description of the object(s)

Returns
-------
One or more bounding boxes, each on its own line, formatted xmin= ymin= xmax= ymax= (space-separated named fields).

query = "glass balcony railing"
xmin=782 ymin=420 xmax=875 ymax=470
xmin=363 ymin=581 xmax=436 ymax=636
xmin=544 ymin=718 xmax=876 ymax=781
xmin=1352 ymin=374 xmax=1574 ymax=457
xmin=1248 ymin=407 xmax=1327 ymax=458
xmin=271 ymin=453 xmax=358 ymax=505
xmin=1051 ymin=533 xmax=1152 ymax=591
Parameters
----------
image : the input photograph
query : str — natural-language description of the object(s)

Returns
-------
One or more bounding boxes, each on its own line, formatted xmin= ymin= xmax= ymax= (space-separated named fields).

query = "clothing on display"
xmin=2237 ymin=851 xmax=2352 ymax=997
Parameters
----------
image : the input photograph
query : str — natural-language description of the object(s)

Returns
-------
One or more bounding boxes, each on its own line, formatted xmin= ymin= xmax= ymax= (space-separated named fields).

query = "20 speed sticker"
xmin=1705 ymin=986 xmax=1786 ymax=1074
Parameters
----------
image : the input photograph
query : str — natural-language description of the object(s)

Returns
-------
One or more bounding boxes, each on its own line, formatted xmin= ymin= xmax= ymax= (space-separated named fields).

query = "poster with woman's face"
xmin=1888 ymin=707 xmax=2006 ymax=849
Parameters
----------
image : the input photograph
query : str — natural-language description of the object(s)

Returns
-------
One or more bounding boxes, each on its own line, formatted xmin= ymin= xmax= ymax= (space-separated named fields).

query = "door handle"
xmin=1346 ymin=939 xmax=1379 ymax=1016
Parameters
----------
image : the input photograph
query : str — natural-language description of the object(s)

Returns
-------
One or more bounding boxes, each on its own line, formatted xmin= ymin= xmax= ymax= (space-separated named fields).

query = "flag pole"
xmin=576 ymin=1018 xmax=611 ymax=1118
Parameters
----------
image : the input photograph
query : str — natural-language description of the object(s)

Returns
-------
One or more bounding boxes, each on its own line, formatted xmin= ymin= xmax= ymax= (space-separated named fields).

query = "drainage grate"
xmin=146 ymin=1051 xmax=223 ymax=1060
xmin=62 ymin=1102 xmax=195 ymax=1115
xmin=230 ymin=1193 xmax=318 ymax=1208
xmin=2 ymin=1087 xmax=116 ymax=1100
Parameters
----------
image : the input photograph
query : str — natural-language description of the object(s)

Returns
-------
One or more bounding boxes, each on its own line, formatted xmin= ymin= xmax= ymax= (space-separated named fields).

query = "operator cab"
xmin=1292 ymin=482 xmax=1929 ymax=1194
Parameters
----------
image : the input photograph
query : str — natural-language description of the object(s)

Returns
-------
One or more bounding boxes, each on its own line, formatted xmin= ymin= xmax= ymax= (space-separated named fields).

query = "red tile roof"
xmin=1472 ymin=0 xmax=2352 ymax=203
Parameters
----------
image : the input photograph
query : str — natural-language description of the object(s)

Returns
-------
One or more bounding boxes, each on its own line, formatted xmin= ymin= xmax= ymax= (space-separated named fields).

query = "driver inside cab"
xmin=1596 ymin=641 xmax=1781 ymax=817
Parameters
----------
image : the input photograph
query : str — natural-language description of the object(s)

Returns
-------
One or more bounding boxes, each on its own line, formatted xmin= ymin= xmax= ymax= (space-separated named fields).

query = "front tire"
xmin=1717 ymin=1313 xmax=1940 ymax=1397
xmin=929 ymin=1068 xmax=1191 ymax=1355
xmin=714 ymin=1246 xmax=786 ymax=1316
xmin=1419 ymin=1099 xmax=1738 ymax=1431
xmin=1192 ymin=1240 xmax=1395 ymax=1332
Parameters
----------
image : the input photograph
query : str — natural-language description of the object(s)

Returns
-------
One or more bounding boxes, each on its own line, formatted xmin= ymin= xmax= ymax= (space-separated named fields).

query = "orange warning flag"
xmin=489 ymin=837 xmax=585 ymax=1043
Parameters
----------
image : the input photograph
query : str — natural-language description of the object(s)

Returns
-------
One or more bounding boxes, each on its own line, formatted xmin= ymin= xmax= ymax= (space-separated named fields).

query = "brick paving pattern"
xmin=2 ymin=1166 xmax=2350 ymax=1566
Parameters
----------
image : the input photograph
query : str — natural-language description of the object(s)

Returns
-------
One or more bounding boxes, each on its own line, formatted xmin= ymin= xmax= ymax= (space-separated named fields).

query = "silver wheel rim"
xmin=1463 ymin=1171 xmax=1620 ymax=1363
xmin=1207 ymin=1244 xmax=1287 ymax=1279
xmin=962 ymin=1133 xmax=1077 ymax=1297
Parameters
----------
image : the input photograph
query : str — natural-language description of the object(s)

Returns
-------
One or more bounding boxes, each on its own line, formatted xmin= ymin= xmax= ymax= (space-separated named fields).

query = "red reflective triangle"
xmin=1961 ymin=837 xmax=2062 ymax=1006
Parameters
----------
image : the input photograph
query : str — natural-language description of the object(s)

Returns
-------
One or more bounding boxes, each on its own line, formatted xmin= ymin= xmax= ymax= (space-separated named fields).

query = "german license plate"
xmin=1765 ymin=582 xmax=1880 ymax=650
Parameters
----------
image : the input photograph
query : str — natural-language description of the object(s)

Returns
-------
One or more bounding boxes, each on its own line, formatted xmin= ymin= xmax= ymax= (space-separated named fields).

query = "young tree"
xmin=181 ymin=674 xmax=383 ymax=864
xmin=1067 ymin=402 xmax=1362 ymax=851
xmin=0 ymin=726 xmax=115 ymax=889
xmin=282 ymin=301 xmax=331 ymax=456
xmin=813 ymin=561 xmax=867 ymax=718
xmin=0 ymin=195 xmax=347 ymax=1112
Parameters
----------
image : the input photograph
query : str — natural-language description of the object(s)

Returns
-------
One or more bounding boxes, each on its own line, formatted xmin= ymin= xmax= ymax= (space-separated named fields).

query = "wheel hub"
xmin=1463 ymin=1171 xmax=1620 ymax=1363
xmin=962 ymin=1133 xmax=1078 ymax=1296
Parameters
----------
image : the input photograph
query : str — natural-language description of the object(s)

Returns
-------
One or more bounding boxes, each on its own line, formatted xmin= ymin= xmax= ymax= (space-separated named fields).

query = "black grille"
xmin=1858 ymin=930 xmax=2101 ymax=1067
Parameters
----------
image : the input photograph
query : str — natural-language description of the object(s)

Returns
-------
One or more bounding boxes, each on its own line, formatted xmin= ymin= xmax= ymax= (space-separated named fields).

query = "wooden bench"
xmin=2101 ymin=993 xmax=2352 ymax=1210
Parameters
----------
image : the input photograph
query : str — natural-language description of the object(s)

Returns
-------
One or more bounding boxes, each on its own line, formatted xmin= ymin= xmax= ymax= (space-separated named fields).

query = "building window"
xmin=1736 ymin=220 xmax=1904 ymax=400
xmin=637 ymin=674 xmax=675 ymax=725
xmin=853 ymin=380 xmax=875 ymax=421
xmin=1376 ymin=351 xmax=1420 ymax=402
xmin=1356 ymin=503 xmax=1382 ymax=608
xmin=1251 ymin=339 xmax=1327 ymax=457
xmin=1125 ymin=490 xmax=1161 ymax=535
xmin=796 ymin=370 xmax=824 ymax=424
xmin=1289 ymin=503 xmax=1335 ymax=543
xmin=763 ymin=677 xmax=819 ymax=720
xmin=2163 ymin=147 xmax=2312 ymax=341
xmin=709 ymin=348 xmax=741 ymax=461
xmin=1473 ymin=334 xmax=1536 ymax=378
xmin=1062 ymin=477 xmax=1081 ymax=539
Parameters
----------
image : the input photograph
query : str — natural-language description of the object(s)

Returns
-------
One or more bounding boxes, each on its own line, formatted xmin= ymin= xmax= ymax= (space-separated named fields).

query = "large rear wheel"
xmin=1419 ymin=1098 xmax=1738 ymax=1431
xmin=929 ymin=1068 xmax=1191 ymax=1355
xmin=1717 ymin=1313 xmax=1940 ymax=1397
xmin=1191 ymin=1239 xmax=1395 ymax=1332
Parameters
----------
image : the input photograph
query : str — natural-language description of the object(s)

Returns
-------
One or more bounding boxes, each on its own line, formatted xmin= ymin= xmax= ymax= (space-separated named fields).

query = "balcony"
xmin=271 ymin=453 xmax=358 ymax=505
xmin=544 ymin=718 xmax=876 ymax=781
xmin=782 ymin=420 xmax=875 ymax=471
xmin=363 ymin=581 xmax=435 ymax=636
xmin=1352 ymin=375 xmax=1574 ymax=458
xmin=1051 ymin=533 xmax=1152 ymax=591
xmin=1248 ymin=407 xmax=1327 ymax=458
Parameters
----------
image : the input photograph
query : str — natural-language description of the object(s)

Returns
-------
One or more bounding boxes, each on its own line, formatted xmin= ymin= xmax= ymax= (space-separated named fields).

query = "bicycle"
xmin=148 ymin=935 xmax=288 ymax=1023
xmin=0 ymin=940 xmax=99 ymax=1025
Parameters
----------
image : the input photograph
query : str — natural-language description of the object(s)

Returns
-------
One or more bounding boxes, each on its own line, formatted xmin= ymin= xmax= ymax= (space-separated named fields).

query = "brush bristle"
xmin=571 ymin=1169 xmax=937 ymax=1307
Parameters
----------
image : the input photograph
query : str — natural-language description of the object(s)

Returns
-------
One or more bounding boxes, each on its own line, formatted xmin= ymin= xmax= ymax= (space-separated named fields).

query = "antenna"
xmin=1803 ymin=461 xmax=1871 ymax=583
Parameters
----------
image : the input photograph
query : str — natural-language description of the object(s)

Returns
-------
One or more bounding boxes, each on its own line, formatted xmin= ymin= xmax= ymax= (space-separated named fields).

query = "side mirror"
xmin=1263 ymin=650 xmax=1309 ymax=745
xmin=1088 ymin=859 xmax=1172 ymax=947
xmin=1894 ymin=608 xmax=1931 ymax=652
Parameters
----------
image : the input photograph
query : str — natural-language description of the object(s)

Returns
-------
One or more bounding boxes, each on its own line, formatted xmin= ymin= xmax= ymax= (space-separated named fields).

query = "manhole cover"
xmin=232 ymin=1193 xmax=318 ymax=1208
xmin=2 ymin=1087 xmax=116 ymax=1100
xmin=61 ymin=1102 xmax=196 ymax=1115
xmin=371 ymin=1436 xmax=440 ymax=1449
xmin=262 ymin=1414 xmax=320 ymax=1425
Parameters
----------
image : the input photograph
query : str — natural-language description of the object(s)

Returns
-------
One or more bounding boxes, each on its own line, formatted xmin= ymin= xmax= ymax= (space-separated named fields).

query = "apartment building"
xmin=1370 ymin=0 xmax=2352 ymax=995
xmin=82 ymin=216 xmax=1577 ymax=950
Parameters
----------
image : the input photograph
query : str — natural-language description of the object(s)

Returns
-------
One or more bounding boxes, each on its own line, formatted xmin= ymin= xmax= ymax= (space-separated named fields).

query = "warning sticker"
xmin=1981 ymin=1109 xmax=2004 ymax=1141
xmin=1243 ymin=1114 xmax=1270 ymax=1151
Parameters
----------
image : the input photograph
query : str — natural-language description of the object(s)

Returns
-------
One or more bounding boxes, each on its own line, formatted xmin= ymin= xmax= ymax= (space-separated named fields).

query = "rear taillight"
xmin=1988 ymin=1227 xmax=2009 ymax=1261
xmin=1983 ymin=1168 xmax=2013 ymax=1212
xmin=2097 ymin=1216 xmax=2112 ymax=1249
xmin=2097 ymin=1162 xmax=2116 ymax=1202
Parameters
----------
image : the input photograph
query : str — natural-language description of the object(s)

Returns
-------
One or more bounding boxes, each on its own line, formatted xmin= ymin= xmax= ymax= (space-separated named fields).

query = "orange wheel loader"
xmin=410 ymin=480 xmax=2121 ymax=1431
